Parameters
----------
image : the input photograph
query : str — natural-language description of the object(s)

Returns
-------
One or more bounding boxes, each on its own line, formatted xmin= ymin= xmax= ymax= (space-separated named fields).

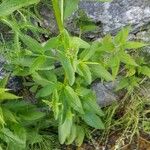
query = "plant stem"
xmin=52 ymin=0 xmax=64 ymax=32
xmin=60 ymin=0 xmax=64 ymax=25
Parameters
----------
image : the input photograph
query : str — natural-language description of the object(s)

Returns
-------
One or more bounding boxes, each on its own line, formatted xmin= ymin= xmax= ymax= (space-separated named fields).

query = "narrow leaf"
xmin=58 ymin=51 xmax=75 ymax=85
xmin=36 ymin=84 xmax=56 ymax=98
xmin=20 ymin=34 xmax=44 ymax=54
xmin=0 ymin=0 xmax=40 ymax=17
xmin=124 ymin=41 xmax=147 ymax=49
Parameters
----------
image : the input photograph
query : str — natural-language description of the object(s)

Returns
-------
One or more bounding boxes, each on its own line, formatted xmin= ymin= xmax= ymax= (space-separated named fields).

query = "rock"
xmin=79 ymin=0 xmax=150 ymax=35
xmin=0 ymin=57 xmax=23 ymax=92
xmin=7 ymin=77 xmax=23 ymax=92
xmin=92 ymin=81 xmax=118 ymax=107
xmin=134 ymin=29 xmax=150 ymax=55
xmin=0 ymin=56 xmax=6 ymax=79
xmin=40 ymin=0 xmax=150 ymax=37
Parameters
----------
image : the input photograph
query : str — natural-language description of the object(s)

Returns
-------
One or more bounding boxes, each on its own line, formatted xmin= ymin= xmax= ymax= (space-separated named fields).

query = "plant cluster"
xmin=0 ymin=0 xmax=149 ymax=149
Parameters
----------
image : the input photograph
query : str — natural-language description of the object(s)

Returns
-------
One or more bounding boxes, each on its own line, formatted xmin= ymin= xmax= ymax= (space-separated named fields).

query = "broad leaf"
xmin=99 ymin=34 xmax=114 ymax=52
xmin=1 ymin=128 xmax=24 ymax=145
xmin=30 ymin=56 xmax=46 ymax=72
xmin=58 ymin=111 xmax=73 ymax=144
xmin=115 ymin=78 xmax=129 ymax=91
xmin=80 ymin=41 xmax=99 ymax=61
xmin=77 ymin=63 xmax=92 ymax=84
xmin=44 ymin=37 xmax=59 ymax=51
xmin=83 ymin=98 xmax=104 ymax=116
xmin=66 ymin=124 xmax=77 ymax=145
xmin=139 ymin=66 xmax=150 ymax=78
xmin=65 ymin=86 xmax=84 ymax=114
xmin=71 ymin=37 xmax=90 ymax=49
xmin=19 ymin=34 xmax=44 ymax=54
xmin=82 ymin=112 xmax=105 ymax=129
xmin=114 ymin=26 xmax=130 ymax=45
xmin=91 ymin=64 xmax=113 ymax=81
xmin=32 ymin=72 xmax=54 ymax=87
xmin=20 ymin=110 xmax=45 ymax=121
xmin=121 ymin=52 xmax=138 ymax=66
xmin=36 ymin=84 xmax=56 ymax=98
xmin=64 ymin=0 xmax=79 ymax=19
xmin=75 ymin=126 xmax=85 ymax=146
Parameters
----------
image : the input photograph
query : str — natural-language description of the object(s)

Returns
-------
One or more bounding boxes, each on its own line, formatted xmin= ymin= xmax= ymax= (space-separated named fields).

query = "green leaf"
xmin=20 ymin=110 xmax=45 ymax=121
xmin=83 ymin=98 xmax=104 ymax=116
xmin=124 ymin=41 xmax=147 ymax=49
xmin=1 ymin=128 xmax=24 ymax=145
xmin=13 ymin=56 xmax=35 ymax=67
xmin=0 ymin=145 xmax=3 ymax=150
xmin=36 ymin=84 xmax=56 ymax=98
xmin=52 ymin=90 xmax=61 ymax=120
xmin=82 ymin=112 xmax=105 ymax=129
xmin=0 ymin=91 xmax=20 ymax=101
xmin=58 ymin=111 xmax=73 ymax=144
xmin=65 ymin=86 xmax=84 ymax=114
xmin=32 ymin=72 xmax=54 ymax=87
xmin=30 ymin=56 xmax=46 ymax=72
xmin=109 ymin=55 xmax=120 ymax=78
xmin=58 ymin=51 xmax=75 ymax=85
xmin=120 ymin=52 xmax=138 ymax=66
xmin=91 ymin=64 xmax=113 ymax=81
xmin=76 ymin=87 xmax=92 ymax=97
xmin=2 ymin=107 xmax=17 ymax=123
xmin=19 ymin=34 xmax=44 ymax=54
xmin=71 ymin=37 xmax=90 ymax=49
xmin=115 ymin=78 xmax=129 ymax=91
xmin=64 ymin=0 xmax=79 ymax=19
xmin=0 ymin=75 xmax=9 ymax=88
xmin=77 ymin=63 xmax=92 ymax=84
xmin=80 ymin=41 xmax=99 ymax=61
xmin=66 ymin=124 xmax=77 ymax=145
xmin=0 ymin=107 xmax=5 ymax=126
xmin=27 ymin=130 xmax=42 ymax=145
xmin=75 ymin=126 xmax=85 ymax=146
xmin=114 ymin=26 xmax=130 ymax=45
xmin=99 ymin=34 xmax=114 ymax=52
xmin=81 ymin=24 xmax=97 ymax=33
xmin=60 ymin=29 xmax=70 ymax=50
xmin=0 ymin=0 xmax=40 ymax=17
xmin=139 ymin=66 xmax=150 ymax=77
xmin=44 ymin=37 xmax=59 ymax=51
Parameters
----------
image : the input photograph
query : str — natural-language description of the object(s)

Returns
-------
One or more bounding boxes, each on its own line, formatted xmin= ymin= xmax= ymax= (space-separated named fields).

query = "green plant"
xmin=0 ymin=77 xmax=61 ymax=150
xmin=0 ymin=0 xmax=150 ymax=147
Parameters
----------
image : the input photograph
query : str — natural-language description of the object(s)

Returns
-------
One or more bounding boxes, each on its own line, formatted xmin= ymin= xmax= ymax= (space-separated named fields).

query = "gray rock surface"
xmin=0 ymin=57 xmax=23 ymax=92
xmin=79 ymin=0 xmax=150 ymax=35
xmin=40 ymin=0 xmax=150 ymax=37
xmin=92 ymin=81 xmax=118 ymax=107
xmin=0 ymin=56 xmax=5 ymax=79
